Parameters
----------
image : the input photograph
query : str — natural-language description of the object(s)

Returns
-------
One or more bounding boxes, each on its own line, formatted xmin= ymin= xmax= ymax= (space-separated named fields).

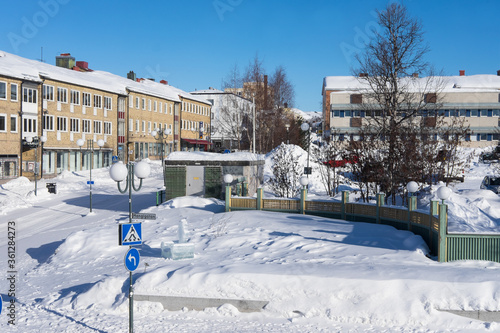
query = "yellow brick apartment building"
xmin=0 ymin=51 xmax=211 ymax=182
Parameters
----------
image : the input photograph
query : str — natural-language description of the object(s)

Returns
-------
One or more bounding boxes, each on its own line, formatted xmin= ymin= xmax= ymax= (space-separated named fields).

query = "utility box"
xmin=164 ymin=152 xmax=264 ymax=200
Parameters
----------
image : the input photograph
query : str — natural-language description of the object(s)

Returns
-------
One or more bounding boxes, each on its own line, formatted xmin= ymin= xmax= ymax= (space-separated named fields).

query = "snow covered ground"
xmin=1 ymin=148 xmax=500 ymax=332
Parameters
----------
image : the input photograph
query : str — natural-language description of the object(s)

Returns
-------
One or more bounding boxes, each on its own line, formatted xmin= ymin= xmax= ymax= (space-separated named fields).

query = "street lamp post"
xmin=25 ymin=135 xmax=47 ymax=196
xmin=151 ymin=127 xmax=171 ymax=169
xmin=109 ymin=160 xmax=150 ymax=333
xmin=285 ymin=123 xmax=290 ymax=144
xmin=77 ymin=138 xmax=104 ymax=213
xmin=301 ymin=122 xmax=311 ymax=178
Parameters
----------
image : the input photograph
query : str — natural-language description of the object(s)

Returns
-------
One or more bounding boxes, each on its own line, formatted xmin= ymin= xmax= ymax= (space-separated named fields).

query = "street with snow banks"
xmin=1 ymin=148 xmax=500 ymax=332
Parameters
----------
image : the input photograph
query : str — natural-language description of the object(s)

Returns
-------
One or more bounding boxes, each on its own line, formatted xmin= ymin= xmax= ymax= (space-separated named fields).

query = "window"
xmin=70 ymin=118 xmax=79 ymax=132
xmin=142 ymin=98 xmax=146 ymax=110
xmin=0 ymin=114 xmax=6 ymax=132
xmin=82 ymin=119 xmax=91 ymax=133
xmin=57 ymin=87 xmax=68 ymax=103
xmin=129 ymin=96 xmax=133 ymax=108
xmin=94 ymin=95 xmax=102 ymax=108
xmin=57 ymin=116 xmax=67 ymax=132
xmin=154 ymin=101 xmax=157 ymax=112
xmin=104 ymin=121 xmax=112 ymax=135
xmin=93 ymin=120 xmax=102 ymax=134
xmin=23 ymin=117 xmax=37 ymax=134
xmin=118 ymin=98 xmax=125 ymax=112
xmin=159 ymin=102 xmax=163 ymax=113
xmin=129 ymin=119 xmax=133 ymax=132
xmin=148 ymin=99 xmax=152 ymax=111
xmin=135 ymin=120 xmax=139 ymax=132
xmin=70 ymin=90 xmax=80 ymax=105
xmin=148 ymin=121 xmax=151 ymax=133
xmin=10 ymin=115 xmax=17 ymax=132
xmin=10 ymin=83 xmax=18 ymax=101
xmin=135 ymin=97 xmax=139 ymax=109
xmin=142 ymin=121 xmax=146 ymax=132
xmin=43 ymin=85 xmax=54 ymax=101
xmin=82 ymin=92 xmax=91 ymax=107
xmin=0 ymin=82 xmax=6 ymax=99
xmin=23 ymin=87 xmax=37 ymax=103
xmin=43 ymin=115 xmax=54 ymax=131
xmin=170 ymin=104 xmax=173 ymax=115
xmin=104 ymin=96 xmax=112 ymax=109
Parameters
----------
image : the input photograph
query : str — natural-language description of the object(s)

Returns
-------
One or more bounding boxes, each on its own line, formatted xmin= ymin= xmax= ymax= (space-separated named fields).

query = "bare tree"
xmin=352 ymin=3 xmax=468 ymax=203
xmin=268 ymin=144 xmax=302 ymax=198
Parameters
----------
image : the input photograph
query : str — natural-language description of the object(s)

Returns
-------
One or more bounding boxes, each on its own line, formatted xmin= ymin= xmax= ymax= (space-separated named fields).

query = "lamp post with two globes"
xmin=109 ymin=161 xmax=151 ymax=223
xmin=151 ymin=127 xmax=171 ymax=169
xmin=109 ymin=161 xmax=150 ymax=333
xmin=25 ymin=135 xmax=47 ymax=196
xmin=77 ymin=138 xmax=104 ymax=213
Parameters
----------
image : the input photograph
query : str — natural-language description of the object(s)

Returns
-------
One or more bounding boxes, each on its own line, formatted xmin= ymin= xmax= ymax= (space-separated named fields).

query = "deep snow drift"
xmin=0 ymin=148 xmax=500 ymax=332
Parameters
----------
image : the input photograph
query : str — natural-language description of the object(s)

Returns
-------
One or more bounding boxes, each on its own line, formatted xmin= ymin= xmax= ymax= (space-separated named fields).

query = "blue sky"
xmin=1 ymin=0 xmax=499 ymax=112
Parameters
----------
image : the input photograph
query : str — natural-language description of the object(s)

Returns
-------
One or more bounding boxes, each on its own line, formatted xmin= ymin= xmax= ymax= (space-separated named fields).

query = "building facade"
xmin=190 ymin=87 xmax=254 ymax=152
xmin=0 ymin=51 xmax=211 ymax=183
xmin=322 ymin=72 xmax=500 ymax=147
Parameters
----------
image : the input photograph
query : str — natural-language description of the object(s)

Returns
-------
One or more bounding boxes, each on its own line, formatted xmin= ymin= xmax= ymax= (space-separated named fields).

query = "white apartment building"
xmin=322 ymin=71 xmax=500 ymax=147
xmin=191 ymin=87 xmax=254 ymax=151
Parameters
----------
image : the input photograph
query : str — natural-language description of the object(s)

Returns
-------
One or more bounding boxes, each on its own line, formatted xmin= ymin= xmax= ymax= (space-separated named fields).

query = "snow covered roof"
xmin=166 ymin=151 xmax=264 ymax=162
xmin=0 ymin=50 xmax=210 ymax=104
xmin=323 ymin=74 xmax=500 ymax=93
xmin=190 ymin=88 xmax=225 ymax=94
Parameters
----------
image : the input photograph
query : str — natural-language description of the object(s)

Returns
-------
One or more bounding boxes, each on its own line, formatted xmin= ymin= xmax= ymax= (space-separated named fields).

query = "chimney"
xmin=160 ymin=80 xmax=168 ymax=85
xmin=412 ymin=73 xmax=419 ymax=78
xmin=55 ymin=53 xmax=75 ymax=69
xmin=127 ymin=71 xmax=136 ymax=81
xmin=497 ymin=70 xmax=500 ymax=76
xmin=359 ymin=73 xmax=368 ymax=77
xmin=76 ymin=61 xmax=88 ymax=70
xmin=459 ymin=70 xmax=465 ymax=76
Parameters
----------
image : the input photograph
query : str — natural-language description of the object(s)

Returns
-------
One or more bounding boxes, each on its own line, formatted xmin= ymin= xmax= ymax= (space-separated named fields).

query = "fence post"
xmin=376 ymin=193 xmax=385 ymax=224
xmin=257 ymin=187 xmax=263 ymax=210
xmin=300 ymin=187 xmax=307 ymax=214
xmin=408 ymin=195 xmax=416 ymax=231
xmin=438 ymin=203 xmax=448 ymax=262
xmin=225 ymin=185 xmax=232 ymax=212
xmin=341 ymin=191 xmax=349 ymax=220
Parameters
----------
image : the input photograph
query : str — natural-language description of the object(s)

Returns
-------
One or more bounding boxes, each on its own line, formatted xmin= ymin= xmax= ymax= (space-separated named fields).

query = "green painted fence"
xmin=225 ymin=186 xmax=500 ymax=263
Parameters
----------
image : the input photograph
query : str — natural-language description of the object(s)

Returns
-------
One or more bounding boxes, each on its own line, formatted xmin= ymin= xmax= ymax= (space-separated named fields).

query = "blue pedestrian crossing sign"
xmin=119 ymin=222 xmax=142 ymax=246
xmin=124 ymin=248 xmax=140 ymax=272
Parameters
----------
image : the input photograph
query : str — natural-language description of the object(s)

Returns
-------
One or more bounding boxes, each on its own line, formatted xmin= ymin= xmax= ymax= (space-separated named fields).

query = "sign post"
xmin=119 ymin=223 xmax=143 ymax=333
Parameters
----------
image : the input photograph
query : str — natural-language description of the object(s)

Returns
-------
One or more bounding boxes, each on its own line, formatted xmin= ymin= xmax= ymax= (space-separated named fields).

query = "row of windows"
xmin=182 ymin=100 xmax=209 ymax=117
xmin=181 ymin=119 xmax=209 ymax=132
xmin=331 ymin=109 xmax=500 ymax=118
xmin=334 ymin=133 xmax=500 ymax=142
xmin=42 ymin=85 xmax=113 ymax=110
xmin=42 ymin=115 xmax=112 ymax=135
xmin=129 ymin=95 xmax=174 ymax=115
xmin=128 ymin=118 xmax=173 ymax=134
xmin=0 ymin=115 xmax=40 ymax=136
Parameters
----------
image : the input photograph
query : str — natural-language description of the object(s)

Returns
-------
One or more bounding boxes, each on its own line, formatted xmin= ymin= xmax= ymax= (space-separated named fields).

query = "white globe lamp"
xmin=224 ymin=174 xmax=233 ymax=184
xmin=134 ymin=161 xmax=151 ymax=179
xmin=437 ymin=186 xmax=452 ymax=203
xmin=109 ymin=161 xmax=128 ymax=182
xmin=299 ymin=176 xmax=309 ymax=187
xmin=407 ymin=181 xmax=418 ymax=194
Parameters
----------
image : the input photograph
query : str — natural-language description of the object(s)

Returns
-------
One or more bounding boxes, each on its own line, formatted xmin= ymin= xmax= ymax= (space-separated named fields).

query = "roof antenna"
xmin=37 ymin=47 xmax=44 ymax=63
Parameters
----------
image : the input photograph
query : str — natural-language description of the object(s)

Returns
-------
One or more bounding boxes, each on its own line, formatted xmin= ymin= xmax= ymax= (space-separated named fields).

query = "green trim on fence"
xmin=225 ymin=189 xmax=500 ymax=264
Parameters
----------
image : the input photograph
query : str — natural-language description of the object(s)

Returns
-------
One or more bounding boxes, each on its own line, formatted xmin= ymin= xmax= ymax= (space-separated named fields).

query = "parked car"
xmin=480 ymin=145 xmax=500 ymax=163
xmin=480 ymin=176 xmax=500 ymax=194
